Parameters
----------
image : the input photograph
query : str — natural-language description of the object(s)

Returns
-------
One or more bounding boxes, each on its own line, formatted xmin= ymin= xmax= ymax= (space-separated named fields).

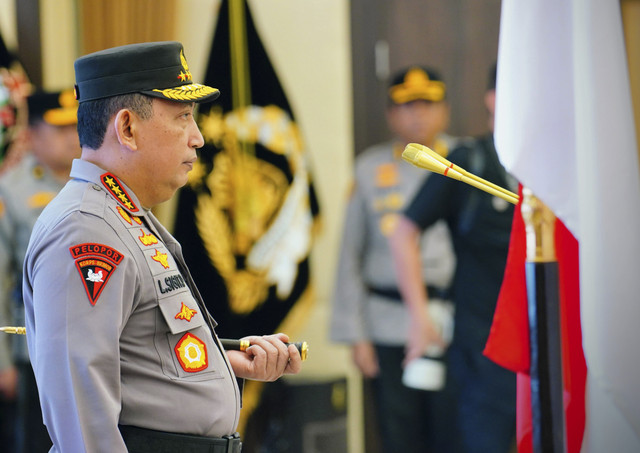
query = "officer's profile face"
xmin=29 ymin=122 xmax=81 ymax=175
xmin=387 ymin=100 xmax=450 ymax=145
xmin=130 ymin=98 xmax=204 ymax=207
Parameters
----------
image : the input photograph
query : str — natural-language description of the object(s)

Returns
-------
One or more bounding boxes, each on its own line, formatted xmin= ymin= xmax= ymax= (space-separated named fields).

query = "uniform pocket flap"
xmin=158 ymin=294 xmax=205 ymax=335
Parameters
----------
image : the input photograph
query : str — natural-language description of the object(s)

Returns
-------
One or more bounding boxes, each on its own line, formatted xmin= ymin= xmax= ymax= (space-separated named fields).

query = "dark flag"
xmin=173 ymin=0 xmax=320 ymax=340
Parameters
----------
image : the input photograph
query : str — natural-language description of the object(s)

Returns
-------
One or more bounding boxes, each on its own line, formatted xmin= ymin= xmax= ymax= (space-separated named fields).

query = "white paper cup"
xmin=402 ymin=356 xmax=446 ymax=391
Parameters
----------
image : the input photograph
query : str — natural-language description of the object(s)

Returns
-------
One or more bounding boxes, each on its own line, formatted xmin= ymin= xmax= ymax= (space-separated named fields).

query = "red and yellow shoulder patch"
xmin=69 ymin=243 xmax=124 ymax=305
xmin=175 ymin=332 xmax=208 ymax=372
xmin=101 ymin=172 xmax=139 ymax=212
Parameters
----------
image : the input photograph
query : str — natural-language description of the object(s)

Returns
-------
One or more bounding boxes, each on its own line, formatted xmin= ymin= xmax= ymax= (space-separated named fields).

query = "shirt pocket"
xmin=155 ymin=289 xmax=226 ymax=382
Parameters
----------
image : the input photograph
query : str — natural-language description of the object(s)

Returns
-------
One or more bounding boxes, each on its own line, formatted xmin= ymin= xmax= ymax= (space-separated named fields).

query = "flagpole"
xmin=521 ymin=187 xmax=566 ymax=453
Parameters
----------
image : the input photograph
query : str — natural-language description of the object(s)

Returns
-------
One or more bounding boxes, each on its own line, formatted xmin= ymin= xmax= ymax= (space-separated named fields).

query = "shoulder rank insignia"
xmin=175 ymin=302 xmax=198 ymax=322
xmin=101 ymin=172 xmax=139 ymax=212
xmin=69 ymin=243 xmax=124 ymax=305
xmin=175 ymin=332 xmax=208 ymax=372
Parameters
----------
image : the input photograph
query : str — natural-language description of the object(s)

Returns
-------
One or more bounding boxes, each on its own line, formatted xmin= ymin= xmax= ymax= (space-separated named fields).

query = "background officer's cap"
xmin=27 ymin=89 xmax=78 ymax=126
xmin=74 ymin=41 xmax=220 ymax=104
xmin=388 ymin=66 xmax=446 ymax=104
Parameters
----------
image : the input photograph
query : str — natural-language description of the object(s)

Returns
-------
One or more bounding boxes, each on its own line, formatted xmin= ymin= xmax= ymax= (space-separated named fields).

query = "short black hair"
xmin=77 ymin=93 xmax=153 ymax=150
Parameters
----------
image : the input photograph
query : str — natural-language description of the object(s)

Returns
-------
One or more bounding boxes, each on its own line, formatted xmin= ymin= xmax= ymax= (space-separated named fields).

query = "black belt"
xmin=119 ymin=425 xmax=242 ymax=453
xmin=368 ymin=285 xmax=451 ymax=302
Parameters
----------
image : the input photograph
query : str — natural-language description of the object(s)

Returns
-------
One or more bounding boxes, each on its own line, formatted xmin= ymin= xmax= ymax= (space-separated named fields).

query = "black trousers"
xmin=372 ymin=345 xmax=461 ymax=453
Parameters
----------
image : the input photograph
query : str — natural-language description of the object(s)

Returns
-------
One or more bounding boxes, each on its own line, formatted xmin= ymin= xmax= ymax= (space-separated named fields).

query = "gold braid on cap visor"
xmin=152 ymin=83 xmax=219 ymax=101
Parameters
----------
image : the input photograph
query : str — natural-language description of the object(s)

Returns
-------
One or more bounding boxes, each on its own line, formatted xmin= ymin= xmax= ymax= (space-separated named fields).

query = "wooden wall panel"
xmin=351 ymin=0 xmax=501 ymax=153
xmin=79 ymin=0 xmax=177 ymax=55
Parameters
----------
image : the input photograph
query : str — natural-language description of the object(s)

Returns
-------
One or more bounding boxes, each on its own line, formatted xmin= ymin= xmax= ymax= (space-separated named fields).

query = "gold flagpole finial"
xmin=521 ymin=187 xmax=557 ymax=262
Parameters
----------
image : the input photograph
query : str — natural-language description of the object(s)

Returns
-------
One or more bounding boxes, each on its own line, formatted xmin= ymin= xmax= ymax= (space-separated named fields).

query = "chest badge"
xmin=175 ymin=302 xmax=198 ymax=322
xmin=175 ymin=332 xmax=208 ymax=372
xmin=138 ymin=229 xmax=159 ymax=246
xmin=151 ymin=249 xmax=170 ymax=269
xmin=69 ymin=243 xmax=124 ymax=305
xmin=101 ymin=172 xmax=139 ymax=212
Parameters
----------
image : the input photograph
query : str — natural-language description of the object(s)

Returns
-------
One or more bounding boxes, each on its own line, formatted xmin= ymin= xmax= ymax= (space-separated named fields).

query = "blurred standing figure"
xmin=0 ymin=89 xmax=80 ymax=452
xmin=330 ymin=66 xmax=458 ymax=453
xmin=390 ymin=65 xmax=517 ymax=453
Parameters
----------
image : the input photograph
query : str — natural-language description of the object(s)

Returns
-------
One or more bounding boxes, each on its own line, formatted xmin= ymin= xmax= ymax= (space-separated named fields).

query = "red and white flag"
xmin=490 ymin=0 xmax=640 ymax=451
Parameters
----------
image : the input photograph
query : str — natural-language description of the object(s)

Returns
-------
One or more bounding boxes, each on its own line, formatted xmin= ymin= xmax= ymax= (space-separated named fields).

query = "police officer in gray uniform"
xmin=0 ymin=89 xmax=79 ymax=452
xmin=22 ymin=42 xmax=302 ymax=453
xmin=329 ymin=66 xmax=457 ymax=453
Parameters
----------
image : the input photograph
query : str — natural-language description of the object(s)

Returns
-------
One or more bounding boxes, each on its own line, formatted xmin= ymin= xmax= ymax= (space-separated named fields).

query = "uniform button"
xmin=92 ymin=184 xmax=102 ymax=191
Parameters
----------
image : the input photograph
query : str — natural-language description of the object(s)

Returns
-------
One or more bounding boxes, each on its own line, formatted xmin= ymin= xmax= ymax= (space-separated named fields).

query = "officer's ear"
xmin=113 ymin=108 xmax=138 ymax=151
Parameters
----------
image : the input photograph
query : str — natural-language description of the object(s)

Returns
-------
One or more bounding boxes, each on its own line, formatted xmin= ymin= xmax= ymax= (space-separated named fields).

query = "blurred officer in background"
xmin=330 ymin=66 xmax=458 ymax=453
xmin=390 ymin=65 xmax=517 ymax=453
xmin=0 ymin=88 xmax=79 ymax=452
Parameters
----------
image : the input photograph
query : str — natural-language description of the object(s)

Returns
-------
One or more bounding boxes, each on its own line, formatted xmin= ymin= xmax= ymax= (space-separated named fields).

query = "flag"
xmin=174 ymin=0 xmax=319 ymax=340
xmin=485 ymin=185 xmax=587 ymax=453
xmin=490 ymin=0 xmax=640 ymax=451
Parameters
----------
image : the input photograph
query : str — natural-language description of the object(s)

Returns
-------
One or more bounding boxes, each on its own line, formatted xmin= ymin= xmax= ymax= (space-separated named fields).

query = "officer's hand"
xmin=352 ymin=341 xmax=379 ymax=378
xmin=0 ymin=366 xmax=18 ymax=401
xmin=403 ymin=309 xmax=444 ymax=366
xmin=227 ymin=333 xmax=302 ymax=381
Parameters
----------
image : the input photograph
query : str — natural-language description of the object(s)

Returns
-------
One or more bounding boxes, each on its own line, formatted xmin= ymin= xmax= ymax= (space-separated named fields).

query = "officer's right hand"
xmin=404 ymin=309 xmax=445 ymax=366
xmin=352 ymin=341 xmax=379 ymax=378
xmin=227 ymin=333 xmax=302 ymax=381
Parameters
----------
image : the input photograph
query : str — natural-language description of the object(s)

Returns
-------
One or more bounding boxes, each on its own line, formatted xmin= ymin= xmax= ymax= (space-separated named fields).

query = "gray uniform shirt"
xmin=0 ymin=153 xmax=65 ymax=368
xmin=23 ymin=159 xmax=241 ymax=452
xmin=330 ymin=140 xmax=456 ymax=346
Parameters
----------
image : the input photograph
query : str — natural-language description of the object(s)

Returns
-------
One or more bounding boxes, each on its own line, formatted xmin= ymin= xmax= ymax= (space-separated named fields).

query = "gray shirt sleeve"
xmin=24 ymin=211 xmax=133 ymax=452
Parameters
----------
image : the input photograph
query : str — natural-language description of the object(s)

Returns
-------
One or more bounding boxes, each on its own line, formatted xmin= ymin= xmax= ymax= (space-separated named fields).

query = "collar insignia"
xmin=101 ymin=172 xmax=139 ymax=212
xmin=116 ymin=205 xmax=132 ymax=225
xmin=175 ymin=302 xmax=198 ymax=322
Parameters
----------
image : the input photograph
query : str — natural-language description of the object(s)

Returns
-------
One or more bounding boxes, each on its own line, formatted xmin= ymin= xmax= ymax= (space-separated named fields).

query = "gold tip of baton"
xmin=402 ymin=143 xmax=520 ymax=205
xmin=0 ymin=326 xmax=26 ymax=335
xmin=221 ymin=338 xmax=309 ymax=361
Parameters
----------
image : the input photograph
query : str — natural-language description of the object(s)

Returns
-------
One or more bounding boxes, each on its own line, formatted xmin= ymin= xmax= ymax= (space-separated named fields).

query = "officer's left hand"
xmin=227 ymin=333 xmax=302 ymax=381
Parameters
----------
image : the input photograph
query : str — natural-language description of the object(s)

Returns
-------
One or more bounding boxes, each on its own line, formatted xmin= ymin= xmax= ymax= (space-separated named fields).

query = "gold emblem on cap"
xmin=178 ymin=49 xmax=193 ymax=82
xmin=389 ymin=68 xmax=446 ymax=104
